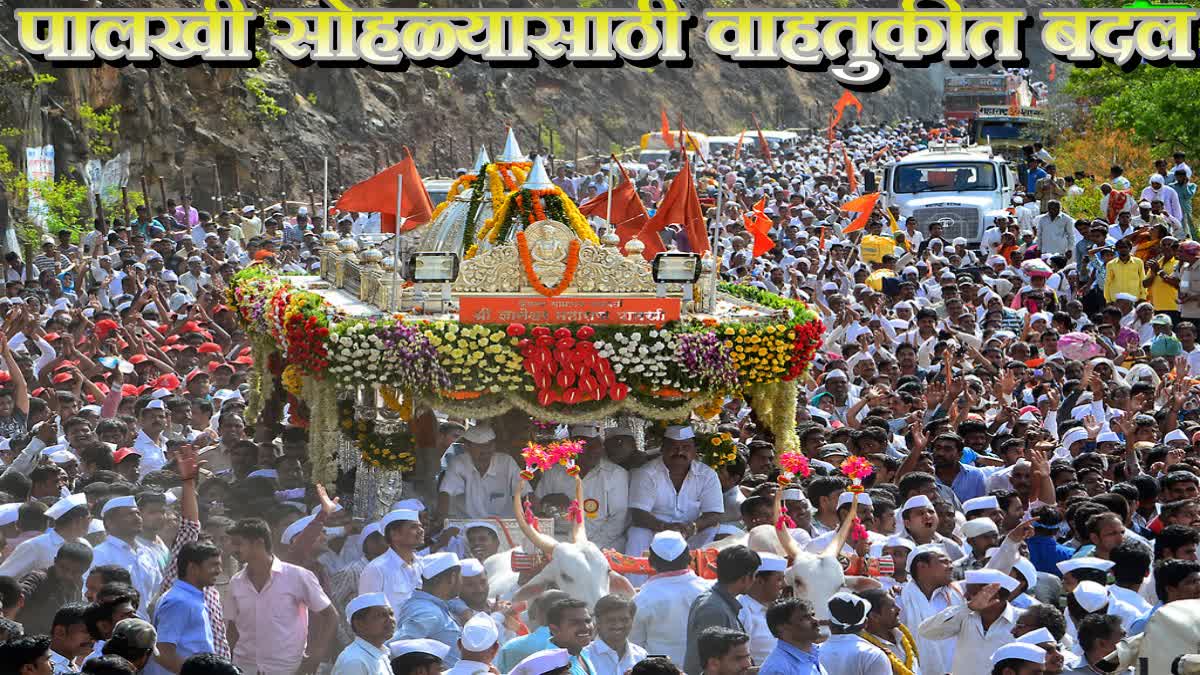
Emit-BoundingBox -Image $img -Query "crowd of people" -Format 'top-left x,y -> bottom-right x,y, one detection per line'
0,112 -> 1195,675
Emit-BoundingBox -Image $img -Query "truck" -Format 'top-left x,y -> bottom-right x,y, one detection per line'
881,144 -> 1017,246
970,106 -> 1049,152
943,73 -> 1032,123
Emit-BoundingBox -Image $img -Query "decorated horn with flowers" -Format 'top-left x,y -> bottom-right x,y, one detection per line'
778,450 -> 812,485
840,457 -> 874,543
570,474 -> 587,544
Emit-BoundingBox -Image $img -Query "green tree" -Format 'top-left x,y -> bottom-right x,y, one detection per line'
1065,65 -> 1200,159
78,103 -> 122,158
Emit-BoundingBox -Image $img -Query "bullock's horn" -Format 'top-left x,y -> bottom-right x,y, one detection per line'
773,484 -> 801,561
513,489 -> 558,557
571,474 -> 588,545
823,491 -> 859,559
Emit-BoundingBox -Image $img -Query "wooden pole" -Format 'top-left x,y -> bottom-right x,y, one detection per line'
233,161 -> 242,209
213,162 -> 223,213
120,186 -> 130,227
140,175 -> 150,209
335,152 -> 343,192
574,126 -> 579,165
94,193 -> 105,227
157,176 -> 168,213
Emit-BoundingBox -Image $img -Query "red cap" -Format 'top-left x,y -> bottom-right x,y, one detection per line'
93,382 -> 110,395
43,332 -> 62,342
95,319 -> 120,339
0,372 -> 11,384
151,373 -> 180,391
207,361 -> 234,373
121,384 -> 145,397
233,355 -> 253,366
197,342 -> 222,354
53,361 -> 76,373
51,372 -> 73,384
30,387 -> 46,397
185,369 -> 208,383
164,335 -> 181,346
113,447 -> 142,464
181,321 -> 201,333
129,354 -> 150,365
213,305 -> 231,314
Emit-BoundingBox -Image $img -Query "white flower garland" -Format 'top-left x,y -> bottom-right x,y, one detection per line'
594,329 -> 687,391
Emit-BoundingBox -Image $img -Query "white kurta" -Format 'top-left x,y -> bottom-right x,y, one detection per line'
897,581 -> 964,675
88,536 -> 165,620
630,570 -> 711,664
358,548 -> 422,616
625,460 -> 724,557
872,630 -> 922,675
133,430 -> 168,478
331,638 -> 391,675
918,602 -> 1019,675
582,639 -> 648,675
535,459 -> 629,551
737,594 -> 777,665
1109,585 -> 1154,615
818,633 -> 891,675
0,529 -> 89,580
440,453 -> 527,519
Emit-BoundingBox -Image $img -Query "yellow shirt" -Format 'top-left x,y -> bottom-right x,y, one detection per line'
1148,257 -> 1180,311
1105,256 -> 1146,302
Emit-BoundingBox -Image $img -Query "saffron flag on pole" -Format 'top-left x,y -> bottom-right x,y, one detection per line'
843,145 -> 857,194
660,107 -> 675,149
829,90 -> 863,131
840,192 -> 881,234
335,146 -> 433,233
1049,63 -> 1057,82
744,198 -> 775,257
734,130 -> 745,160
634,151 -> 707,260
577,156 -> 649,247
751,112 -> 775,169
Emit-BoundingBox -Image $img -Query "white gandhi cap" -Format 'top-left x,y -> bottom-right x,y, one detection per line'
991,642 -> 1047,666
963,496 -> 999,513
346,593 -> 389,619
962,518 -> 999,539
420,552 -> 461,579
756,553 -> 787,573
459,613 -> 499,651
101,495 -> 138,517
389,639 -> 450,660
1072,580 -> 1109,612
650,531 -> 688,561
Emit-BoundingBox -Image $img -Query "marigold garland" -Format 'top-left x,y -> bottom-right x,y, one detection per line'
336,398 -> 417,472
857,625 -> 919,675
698,431 -> 738,470
517,232 -> 580,297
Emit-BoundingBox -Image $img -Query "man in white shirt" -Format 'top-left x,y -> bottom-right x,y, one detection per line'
819,592 -> 891,675
1036,200 -> 1076,256
625,425 -> 725,558
178,257 -> 211,296
359,509 -> 424,616
897,545 -> 963,675
133,400 -> 169,478
438,424 -> 526,520
443,613 -> 500,675
239,206 -> 263,239
1142,174 -> 1184,222
860,588 -> 922,675
333,594 -> 395,675
737,553 -> 786,664
87,495 -> 164,620
919,569 -> 1023,675
583,594 -> 648,675
0,494 -> 90,580
630,531 -> 710,664
534,423 -> 629,552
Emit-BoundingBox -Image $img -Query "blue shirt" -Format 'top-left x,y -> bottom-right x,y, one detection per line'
146,580 -> 214,675
1027,535 -> 1076,576
1129,603 -> 1162,635
1027,167 -> 1048,194
496,626 -> 552,673
759,640 -> 826,675
940,463 -> 988,504
395,591 -> 462,666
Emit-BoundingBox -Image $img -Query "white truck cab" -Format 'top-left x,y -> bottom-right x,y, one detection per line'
881,144 -> 1017,246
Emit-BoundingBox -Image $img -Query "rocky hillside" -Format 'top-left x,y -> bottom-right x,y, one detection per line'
0,0 -> 1048,211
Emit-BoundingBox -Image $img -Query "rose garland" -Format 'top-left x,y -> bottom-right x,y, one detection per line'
517,232 -> 580,297
778,450 -> 812,483
336,397 -> 418,472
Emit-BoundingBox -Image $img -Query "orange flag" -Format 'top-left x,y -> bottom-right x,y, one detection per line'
1049,63 -> 1057,82
843,146 -> 857,194
734,130 -> 745,160
635,152 -> 708,260
743,197 -> 774,257
335,147 -> 433,233
830,90 -> 863,131
840,192 -> 881,234
751,112 -> 775,169
660,107 -> 675,149
577,158 -> 649,247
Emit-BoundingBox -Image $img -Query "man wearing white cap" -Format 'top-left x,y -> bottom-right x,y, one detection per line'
451,558 -> 517,647
631,531 -> 708,665
395,552 -> 463,666
359,509 -> 424,616
898,544 -> 961,675
443,613 -> 500,675
990,641 -> 1047,675
333,593 -> 396,675
89,495 -> 164,621
920,568 -> 1023,675
1015,626 -> 1069,674
133,399 -> 169,478
438,424 -> 526,520
389,639 -> 450,675
625,424 -> 724,558
534,423 -> 629,551
737,554 -> 787,664
0,493 -> 89,580
820,591 -> 891,674
954,518 -> 1001,580
508,648 -> 571,675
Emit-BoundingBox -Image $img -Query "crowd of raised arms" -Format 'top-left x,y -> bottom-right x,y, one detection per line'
0,116 -> 1197,675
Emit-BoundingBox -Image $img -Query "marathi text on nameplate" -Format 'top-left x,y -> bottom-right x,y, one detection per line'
459,296 -> 682,325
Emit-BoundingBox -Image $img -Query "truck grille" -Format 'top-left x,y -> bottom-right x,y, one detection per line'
912,205 -> 980,240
